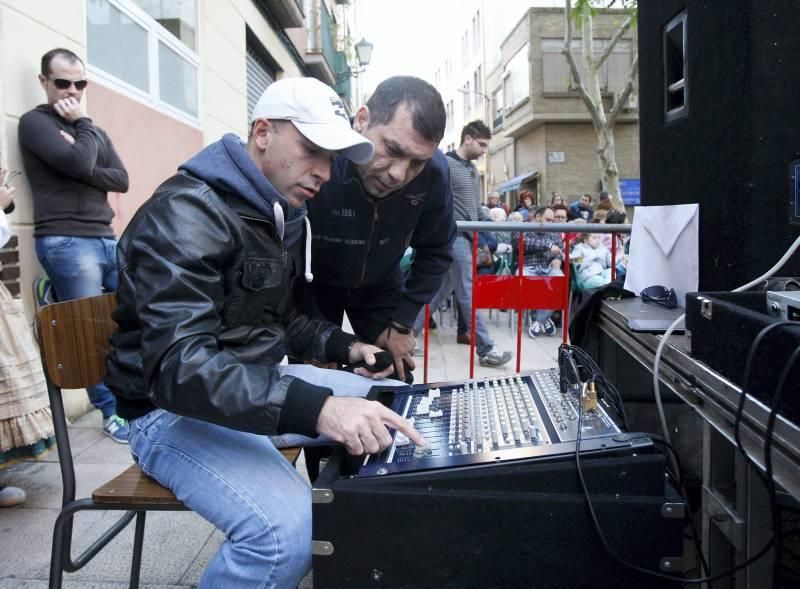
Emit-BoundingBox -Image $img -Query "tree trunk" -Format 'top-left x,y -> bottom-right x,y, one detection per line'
581,12 -> 623,210
598,127 -> 623,210
564,0 -> 633,212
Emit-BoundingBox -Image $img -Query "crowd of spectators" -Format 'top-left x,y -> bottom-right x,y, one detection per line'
476,190 -> 631,337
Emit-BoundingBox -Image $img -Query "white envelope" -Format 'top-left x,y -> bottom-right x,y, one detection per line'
624,203 -> 699,307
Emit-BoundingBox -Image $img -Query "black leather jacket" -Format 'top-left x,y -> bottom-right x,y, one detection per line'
106,172 -> 356,436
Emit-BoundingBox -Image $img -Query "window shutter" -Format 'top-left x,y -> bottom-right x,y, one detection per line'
246,45 -> 276,121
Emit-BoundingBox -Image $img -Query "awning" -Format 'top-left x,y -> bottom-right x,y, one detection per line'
496,170 -> 539,194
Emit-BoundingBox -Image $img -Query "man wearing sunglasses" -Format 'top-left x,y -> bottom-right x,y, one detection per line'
18,48 -> 130,443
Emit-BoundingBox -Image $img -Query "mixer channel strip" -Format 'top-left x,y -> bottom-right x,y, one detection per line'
360,370 -> 627,477
385,376 -> 550,466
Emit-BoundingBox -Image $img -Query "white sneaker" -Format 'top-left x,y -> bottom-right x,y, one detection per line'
543,319 -> 557,336
528,321 -> 543,338
0,486 -> 26,507
478,348 -> 512,367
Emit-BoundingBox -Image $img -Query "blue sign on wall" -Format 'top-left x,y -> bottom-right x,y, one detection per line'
620,178 -> 641,206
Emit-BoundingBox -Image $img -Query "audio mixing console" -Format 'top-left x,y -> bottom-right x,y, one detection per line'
360,369 -> 646,477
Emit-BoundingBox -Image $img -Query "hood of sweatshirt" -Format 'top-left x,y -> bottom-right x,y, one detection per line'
179,133 -> 307,248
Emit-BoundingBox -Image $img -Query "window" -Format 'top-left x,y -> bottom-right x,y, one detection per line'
463,81 -> 471,119
473,11 -> 480,53
446,100 -> 454,133
86,1 -> 149,92
542,38 -> 633,95
492,86 -> 503,129
87,0 -> 200,122
504,45 -> 529,109
131,0 -> 197,50
158,41 -> 198,116
474,66 -> 483,110
664,10 -> 687,120
606,40 -> 633,92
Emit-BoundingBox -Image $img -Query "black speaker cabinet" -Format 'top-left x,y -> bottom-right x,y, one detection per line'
685,291 -> 800,424
638,0 -> 800,290
312,450 -> 685,588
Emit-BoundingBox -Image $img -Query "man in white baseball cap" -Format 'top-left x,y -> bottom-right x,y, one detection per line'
106,78 -> 423,587
251,76 -> 373,165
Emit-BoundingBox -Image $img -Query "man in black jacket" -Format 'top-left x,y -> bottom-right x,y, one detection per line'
18,48 -> 130,443
105,77 -> 424,588
303,77 -> 457,381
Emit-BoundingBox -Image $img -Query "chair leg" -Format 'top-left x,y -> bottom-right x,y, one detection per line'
130,511 -> 146,589
50,514 -> 69,589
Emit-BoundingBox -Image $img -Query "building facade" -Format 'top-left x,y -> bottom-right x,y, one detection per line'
0,0 -> 363,319
487,7 -> 639,208
432,0 -> 541,203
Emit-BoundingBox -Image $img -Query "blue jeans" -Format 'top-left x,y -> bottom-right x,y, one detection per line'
129,364 -> 402,588
36,235 -> 118,418
415,236 -> 494,356
523,265 -> 564,323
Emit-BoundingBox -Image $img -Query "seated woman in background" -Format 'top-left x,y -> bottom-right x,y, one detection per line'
515,191 -> 535,221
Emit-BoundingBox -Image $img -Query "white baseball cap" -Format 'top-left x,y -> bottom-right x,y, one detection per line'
250,77 -> 374,164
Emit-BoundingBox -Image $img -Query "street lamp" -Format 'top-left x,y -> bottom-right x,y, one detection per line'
336,37 -> 373,83
354,38 -> 373,69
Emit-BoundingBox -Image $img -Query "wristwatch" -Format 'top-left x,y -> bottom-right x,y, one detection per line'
389,320 -> 412,335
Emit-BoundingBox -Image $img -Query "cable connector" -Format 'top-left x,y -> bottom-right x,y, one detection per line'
582,381 -> 598,413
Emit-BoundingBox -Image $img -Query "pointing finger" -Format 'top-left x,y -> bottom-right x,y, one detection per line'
381,409 -> 426,447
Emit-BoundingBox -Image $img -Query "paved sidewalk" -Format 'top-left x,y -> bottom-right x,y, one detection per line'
0,309 -> 562,587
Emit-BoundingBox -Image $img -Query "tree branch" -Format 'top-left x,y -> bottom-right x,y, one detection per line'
563,0 -> 605,131
608,52 -> 639,127
595,15 -> 632,68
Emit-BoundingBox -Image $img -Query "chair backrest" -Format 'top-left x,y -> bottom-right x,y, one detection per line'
37,293 -> 117,389
36,293 -> 118,507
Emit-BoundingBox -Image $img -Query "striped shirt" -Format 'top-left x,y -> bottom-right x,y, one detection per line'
446,151 -> 482,223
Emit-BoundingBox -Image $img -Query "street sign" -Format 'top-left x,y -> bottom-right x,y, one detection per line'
620,178 -> 641,205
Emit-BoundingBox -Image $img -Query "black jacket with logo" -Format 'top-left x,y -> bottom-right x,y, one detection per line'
306,151 -> 456,328
106,172 -> 356,436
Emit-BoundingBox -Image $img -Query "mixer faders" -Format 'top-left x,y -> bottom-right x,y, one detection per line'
360,370 -> 630,477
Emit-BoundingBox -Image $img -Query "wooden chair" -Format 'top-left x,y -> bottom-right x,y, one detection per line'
36,293 -> 301,588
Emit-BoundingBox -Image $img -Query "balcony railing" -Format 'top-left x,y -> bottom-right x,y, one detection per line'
304,0 -> 348,92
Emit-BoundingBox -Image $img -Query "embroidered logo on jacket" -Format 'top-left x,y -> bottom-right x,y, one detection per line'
403,192 -> 427,206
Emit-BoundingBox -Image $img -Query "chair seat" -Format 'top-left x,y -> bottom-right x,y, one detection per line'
92,447 -> 302,506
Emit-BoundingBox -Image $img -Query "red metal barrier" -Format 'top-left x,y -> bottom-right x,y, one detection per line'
420,227 -> 607,383
467,230 -> 570,378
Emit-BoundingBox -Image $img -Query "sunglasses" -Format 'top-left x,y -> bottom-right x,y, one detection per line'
640,285 -> 679,309
51,78 -> 88,90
